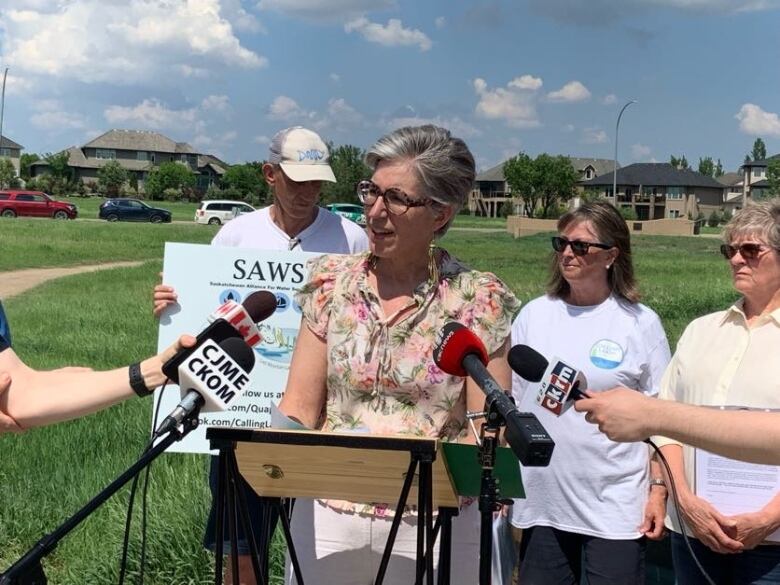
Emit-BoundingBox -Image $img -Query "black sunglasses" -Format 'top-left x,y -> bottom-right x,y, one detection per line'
551,236 -> 612,256
720,243 -> 770,261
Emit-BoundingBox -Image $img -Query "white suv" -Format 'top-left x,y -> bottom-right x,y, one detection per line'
195,200 -> 256,225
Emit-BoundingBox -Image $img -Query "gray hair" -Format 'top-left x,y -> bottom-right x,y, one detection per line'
365,125 -> 475,237
724,198 -> 780,249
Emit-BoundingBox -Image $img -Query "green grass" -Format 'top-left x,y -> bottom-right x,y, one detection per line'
0,227 -> 738,583
451,214 -> 507,229
0,219 -> 214,271
61,196 -> 202,222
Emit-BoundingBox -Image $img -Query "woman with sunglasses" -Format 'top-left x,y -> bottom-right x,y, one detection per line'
278,125 -> 519,584
651,199 -> 780,584
510,200 -> 671,584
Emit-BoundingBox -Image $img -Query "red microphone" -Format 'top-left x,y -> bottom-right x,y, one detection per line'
433,322 -> 554,467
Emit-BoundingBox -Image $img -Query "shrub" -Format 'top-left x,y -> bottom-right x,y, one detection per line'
162,187 -> 181,201
619,206 -> 637,221
707,210 -> 721,228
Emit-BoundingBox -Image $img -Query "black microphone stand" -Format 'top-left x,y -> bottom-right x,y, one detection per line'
0,415 -> 201,585
469,399 -> 511,585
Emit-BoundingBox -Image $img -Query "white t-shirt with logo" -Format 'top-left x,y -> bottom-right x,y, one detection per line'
211,207 -> 369,254
509,294 -> 671,539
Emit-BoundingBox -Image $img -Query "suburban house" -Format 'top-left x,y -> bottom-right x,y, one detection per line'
0,135 -> 24,176
582,163 -> 724,220
738,154 -> 778,202
716,172 -> 744,213
471,156 -> 618,216
29,130 -> 228,193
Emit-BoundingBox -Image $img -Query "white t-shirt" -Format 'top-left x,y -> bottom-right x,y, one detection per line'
509,294 -> 671,539
211,207 -> 369,253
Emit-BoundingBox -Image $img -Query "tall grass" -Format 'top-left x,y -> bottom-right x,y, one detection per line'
0,228 -> 737,583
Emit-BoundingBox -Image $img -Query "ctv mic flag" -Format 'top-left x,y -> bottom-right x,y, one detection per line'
536,358 -> 580,416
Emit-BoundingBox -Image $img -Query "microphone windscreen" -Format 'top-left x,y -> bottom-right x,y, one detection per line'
433,322 -> 489,377
242,290 -> 278,323
508,344 -> 548,382
219,336 -> 256,372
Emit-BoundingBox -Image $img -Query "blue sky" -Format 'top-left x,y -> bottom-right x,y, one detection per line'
1,0 -> 779,173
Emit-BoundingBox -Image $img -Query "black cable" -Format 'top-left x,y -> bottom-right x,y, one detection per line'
646,439 -> 716,585
117,380 -> 170,585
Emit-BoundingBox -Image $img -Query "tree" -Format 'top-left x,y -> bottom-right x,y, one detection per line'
221,163 -> 267,202
752,138 -> 767,162
40,151 -> 75,195
19,153 -> 40,181
0,158 -> 18,188
503,152 -> 537,218
503,152 -> 577,218
320,144 -> 372,205
698,157 -> 715,177
767,158 -> 780,196
97,160 -> 128,197
144,162 -> 195,199
670,155 -> 690,170
715,159 -> 724,177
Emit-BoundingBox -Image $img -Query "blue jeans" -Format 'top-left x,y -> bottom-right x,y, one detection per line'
671,531 -> 780,585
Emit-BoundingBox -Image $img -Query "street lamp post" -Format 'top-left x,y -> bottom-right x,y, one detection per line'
0,68 -> 8,159
613,99 -> 637,203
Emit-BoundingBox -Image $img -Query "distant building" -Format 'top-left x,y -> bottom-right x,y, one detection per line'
582,163 -> 724,220
0,135 -> 24,177
30,129 -> 227,193
739,154 -> 779,203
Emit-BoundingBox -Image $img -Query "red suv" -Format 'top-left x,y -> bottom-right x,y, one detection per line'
0,190 -> 78,219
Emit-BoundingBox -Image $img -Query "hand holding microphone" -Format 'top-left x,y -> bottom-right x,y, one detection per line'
433,322 -> 554,467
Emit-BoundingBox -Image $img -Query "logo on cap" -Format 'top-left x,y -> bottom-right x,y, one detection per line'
298,149 -> 325,162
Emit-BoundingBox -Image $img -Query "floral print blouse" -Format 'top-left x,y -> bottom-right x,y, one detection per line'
294,251 -> 521,515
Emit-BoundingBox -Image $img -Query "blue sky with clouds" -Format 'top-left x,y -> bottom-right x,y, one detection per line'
1,0 -> 779,173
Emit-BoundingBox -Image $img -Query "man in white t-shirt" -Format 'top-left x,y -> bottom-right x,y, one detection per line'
154,126 -> 368,585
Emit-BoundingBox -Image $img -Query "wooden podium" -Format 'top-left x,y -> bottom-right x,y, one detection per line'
207,427 -> 462,585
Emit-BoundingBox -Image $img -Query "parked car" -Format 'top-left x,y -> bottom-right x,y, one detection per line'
98,198 -> 172,223
325,203 -> 366,226
0,190 -> 77,219
195,200 -> 256,225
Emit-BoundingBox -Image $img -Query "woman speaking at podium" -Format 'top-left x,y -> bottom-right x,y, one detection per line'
279,125 -> 520,584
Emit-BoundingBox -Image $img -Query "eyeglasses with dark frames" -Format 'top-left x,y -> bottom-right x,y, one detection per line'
356,180 -> 430,216
551,236 -> 612,256
720,243 -> 771,261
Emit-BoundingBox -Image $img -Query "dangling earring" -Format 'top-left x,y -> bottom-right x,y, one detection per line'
428,240 -> 439,284
368,253 -> 378,270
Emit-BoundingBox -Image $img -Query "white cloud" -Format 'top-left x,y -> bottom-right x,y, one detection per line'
30,100 -> 87,130
735,103 -> 780,137
2,0 -> 267,85
472,77 -> 541,128
508,75 -> 543,91
602,94 -> 618,105
268,95 -> 314,121
435,16 -> 446,28
631,143 -> 652,160
562,124 -> 576,132
104,98 -> 198,129
258,0 -> 396,20
345,17 -> 432,51
325,98 -> 364,126
547,81 -> 591,103
582,127 -> 608,144
385,115 -> 481,139
329,73 -> 341,83
201,94 -> 230,112
254,135 -> 271,144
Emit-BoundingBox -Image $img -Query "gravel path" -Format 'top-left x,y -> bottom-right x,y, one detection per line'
0,261 -> 146,300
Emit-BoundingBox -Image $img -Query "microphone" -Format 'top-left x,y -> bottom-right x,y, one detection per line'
508,345 -> 587,417
433,322 -> 554,467
154,336 -> 255,438
162,289 -> 277,380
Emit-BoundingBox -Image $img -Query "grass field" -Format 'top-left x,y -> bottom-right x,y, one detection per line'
0,222 -> 737,583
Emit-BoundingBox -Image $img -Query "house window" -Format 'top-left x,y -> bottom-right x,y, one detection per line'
754,168 -> 764,179
604,187 -> 613,198
669,210 -> 681,219
96,149 -> 116,160
137,151 -> 149,161
667,187 -> 684,200
0,148 -> 11,157
585,168 -> 593,180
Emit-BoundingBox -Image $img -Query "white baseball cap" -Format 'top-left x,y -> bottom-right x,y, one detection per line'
268,126 -> 337,183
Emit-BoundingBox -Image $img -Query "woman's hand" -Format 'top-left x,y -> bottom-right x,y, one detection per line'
140,335 -> 197,389
153,274 -> 178,318
0,372 -> 22,433
678,492 -> 743,553
640,488 -> 667,540
729,510 -> 780,550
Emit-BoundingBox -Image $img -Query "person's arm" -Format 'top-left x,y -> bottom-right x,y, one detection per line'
640,454 -> 668,540
0,336 -> 194,430
575,390 -> 780,465
277,324 -> 328,429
